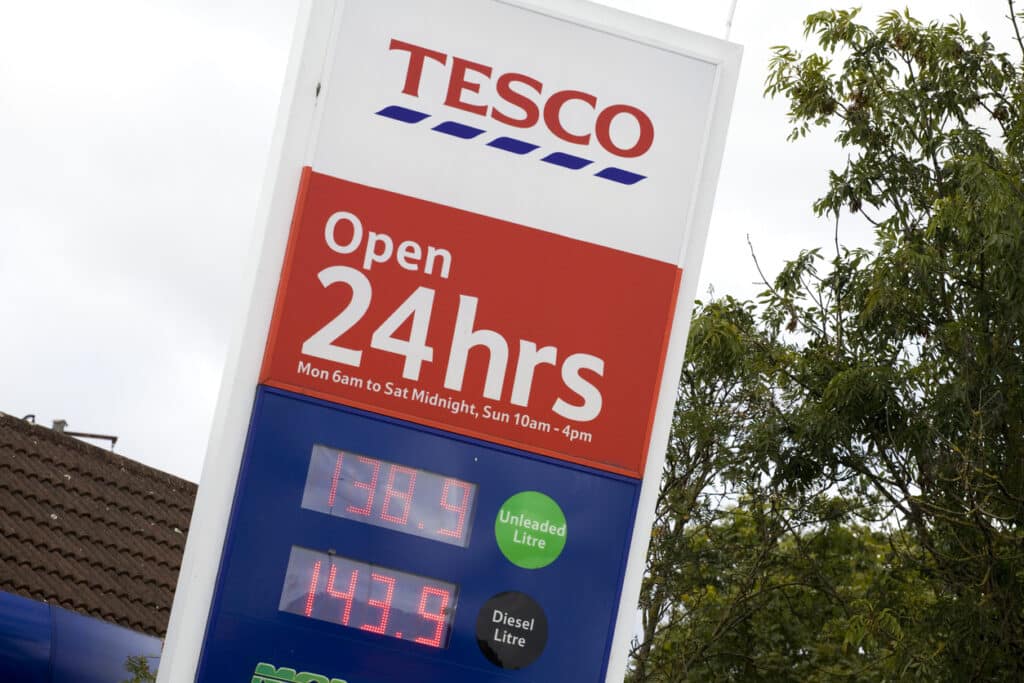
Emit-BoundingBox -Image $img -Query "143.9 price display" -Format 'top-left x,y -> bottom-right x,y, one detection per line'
279,547 -> 458,649
301,445 -> 478,548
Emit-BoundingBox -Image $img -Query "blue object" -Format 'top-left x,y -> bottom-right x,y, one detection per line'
374,102 -> 649,184
375,106 -> 430,124
540,152 -> 593,170
196,386 -> 640,682
432,121 -> 487,139
0,590 -> 161,682
487,137 -> 539,155
595,167 -> 647,185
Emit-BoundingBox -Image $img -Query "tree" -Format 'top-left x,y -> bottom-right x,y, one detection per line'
631,5 -> 1024,680
629,297 -> 788,681
629,300 -> 936,681
123,655 -> 157,683
636,503 -> 936,682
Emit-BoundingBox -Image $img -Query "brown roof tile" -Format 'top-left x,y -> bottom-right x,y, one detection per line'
0,413 -> 197,637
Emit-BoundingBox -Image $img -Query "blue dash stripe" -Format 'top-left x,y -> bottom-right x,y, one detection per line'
433,121 -> 486,139
541,152 -> 592,170
487,136 -> 539,155
596,167 -> 647,185
376,105 -> 430,123
376,105 -> 649,185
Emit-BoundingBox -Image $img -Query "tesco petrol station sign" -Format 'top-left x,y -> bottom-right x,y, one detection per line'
158,2 -> 739,682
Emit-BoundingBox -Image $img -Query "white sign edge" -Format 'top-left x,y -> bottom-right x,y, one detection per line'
156,2 -> 336,680
495,5 -> 742,682
602,30 -> 742,683
157,1 -> 741,680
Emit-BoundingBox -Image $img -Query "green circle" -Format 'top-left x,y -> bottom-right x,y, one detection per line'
495,491 -> 567,569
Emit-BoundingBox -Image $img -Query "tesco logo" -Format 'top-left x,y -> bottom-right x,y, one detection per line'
389,39 -> 655,159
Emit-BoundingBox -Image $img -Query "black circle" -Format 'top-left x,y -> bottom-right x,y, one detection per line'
476,591 -> 548,670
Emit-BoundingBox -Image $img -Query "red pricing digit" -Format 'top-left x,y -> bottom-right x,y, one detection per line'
326,563 -> 359,626
327,451 -> 345,508
303,560 -> 322,617
414,587 -> 451,648
380,464 -> 418,525
437,479 -> 473,540
359,572 -> 396,635
346,456 -> 381,516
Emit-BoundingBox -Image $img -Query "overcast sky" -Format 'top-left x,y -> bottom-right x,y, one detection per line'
0,1 -> 1015,482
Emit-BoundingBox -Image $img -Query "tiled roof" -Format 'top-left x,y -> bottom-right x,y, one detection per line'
0,413 -> 197,638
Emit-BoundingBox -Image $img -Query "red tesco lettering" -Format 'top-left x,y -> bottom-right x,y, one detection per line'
390,39 -> 654,159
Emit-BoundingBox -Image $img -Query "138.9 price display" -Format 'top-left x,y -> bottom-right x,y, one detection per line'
301,445 -> 478,548
279,547 -> 458,649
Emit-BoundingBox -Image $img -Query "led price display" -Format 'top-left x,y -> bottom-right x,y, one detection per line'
279,546 -> 459,649
301,444 -> 477,547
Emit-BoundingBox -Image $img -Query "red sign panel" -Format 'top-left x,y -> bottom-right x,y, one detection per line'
261,169 -> 680,477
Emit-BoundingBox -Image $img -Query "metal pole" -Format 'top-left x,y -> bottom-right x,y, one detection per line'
725,0 -> 739,40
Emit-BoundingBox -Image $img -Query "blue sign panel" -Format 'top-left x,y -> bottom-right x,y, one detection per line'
196,387 -> 640,682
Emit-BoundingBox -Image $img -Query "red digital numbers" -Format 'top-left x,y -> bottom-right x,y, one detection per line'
293,451 -> 470,648
303,560 -> 322,617
346,455 -> 381,517
327,454 -> 345,508
289,550 -> 457,649
437,479 -> 472,540
380,465 -> 418,524
360,572 -> 396,634
305,447 -> 477,548
325,563 -> 359,625
414,586 -> 451,648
